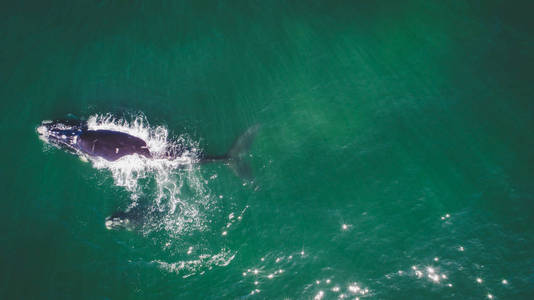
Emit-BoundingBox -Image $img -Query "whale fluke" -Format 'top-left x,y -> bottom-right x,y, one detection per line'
201,124 -> 260,179
227,124 -> 260,179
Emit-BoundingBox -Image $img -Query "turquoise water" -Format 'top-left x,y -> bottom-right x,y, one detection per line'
1,1 -> 533,299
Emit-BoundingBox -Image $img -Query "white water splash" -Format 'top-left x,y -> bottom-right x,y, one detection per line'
153,249 -> 236,278
85,113 -> 212,235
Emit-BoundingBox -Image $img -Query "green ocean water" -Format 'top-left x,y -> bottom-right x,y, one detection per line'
1,0 -> 533,299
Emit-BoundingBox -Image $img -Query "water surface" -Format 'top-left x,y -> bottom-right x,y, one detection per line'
1,1 -> 533,299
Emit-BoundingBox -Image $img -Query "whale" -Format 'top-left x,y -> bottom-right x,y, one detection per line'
104,199 -> 166,231
37,118 -> 259,177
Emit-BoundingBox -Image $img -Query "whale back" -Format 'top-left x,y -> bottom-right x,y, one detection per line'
77,130 -> 151,161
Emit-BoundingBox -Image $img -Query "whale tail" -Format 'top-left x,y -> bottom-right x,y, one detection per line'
202,124 -> 260,179
226,124 -> 260,179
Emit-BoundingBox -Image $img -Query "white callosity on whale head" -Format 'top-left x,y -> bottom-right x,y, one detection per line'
36,119 -> 85,148
36,125 -> 48,135
36,125 -> 49,142
36,122 -> 51,136
105,217 -> 131,230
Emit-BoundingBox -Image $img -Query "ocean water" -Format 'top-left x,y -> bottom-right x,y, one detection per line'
1,1 -> 533,299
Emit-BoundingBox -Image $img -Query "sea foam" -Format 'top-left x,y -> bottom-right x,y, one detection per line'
85,113 -> 212,237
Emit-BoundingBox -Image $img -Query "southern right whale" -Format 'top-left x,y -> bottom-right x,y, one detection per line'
37,118 -> 259,177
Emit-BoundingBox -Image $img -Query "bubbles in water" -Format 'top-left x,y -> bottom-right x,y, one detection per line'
152,248 -> 235,278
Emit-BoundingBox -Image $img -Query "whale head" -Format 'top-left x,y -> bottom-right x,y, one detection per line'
105,215 -> 133,231
105,211 -> 142,231
37,119 -> 87,151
